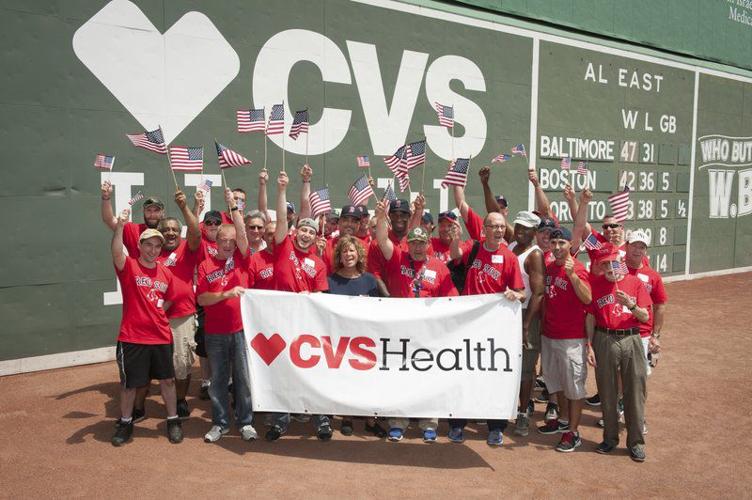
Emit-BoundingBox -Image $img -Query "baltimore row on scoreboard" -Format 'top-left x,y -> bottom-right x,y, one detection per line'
534,42 -> 693,276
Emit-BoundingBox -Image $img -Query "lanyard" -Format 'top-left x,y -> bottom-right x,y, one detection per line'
409,256 -> 428,298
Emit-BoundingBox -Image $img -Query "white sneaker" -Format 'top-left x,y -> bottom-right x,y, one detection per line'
240,425 -> 258,441
204,425 -> 229,443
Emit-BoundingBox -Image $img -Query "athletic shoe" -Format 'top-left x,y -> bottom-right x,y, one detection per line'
111,419 -> 133,447
448,427 -> 464,443
176,399 -> 190,420
535,389 -> 550,403
585,393 -> 601,406
544,402 -> 559,422
526,399 -> 535,416
265,425 -> 284,441
555,431 -> 582,452
204,425 -> 229,443
340,419 -> 354,436
388,428 -> 404,442
317,423 -> 333,441
514,412 -> 529,436
240,424 -> 258,441
199,382 -> 210,400
630,445 -> 646,462
365,421 -> 387,438
423,428 -> 437,443
167,418 -> 183,444
487,429 -> 503,447
131,408 -> 146,423
538,419 -> 569,435
596,441 -> 616,454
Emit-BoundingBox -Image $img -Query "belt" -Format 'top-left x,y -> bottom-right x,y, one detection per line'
596,327 -> 638,336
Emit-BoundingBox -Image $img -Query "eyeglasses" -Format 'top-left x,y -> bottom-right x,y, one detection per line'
602,223 -> 622,229
484,224 -> 505,230
247,225 -> 263,230
204,220 -> 221,226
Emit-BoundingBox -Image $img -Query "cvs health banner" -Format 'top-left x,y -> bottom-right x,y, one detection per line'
241,290 -> 522,419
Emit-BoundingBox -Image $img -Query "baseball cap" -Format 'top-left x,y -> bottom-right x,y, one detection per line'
438,211 -> 458,222
592,242 -> 620,264
357,205 -> 371,218
513,210 -> 541,229
203,210 -> 222,224
538,217 -> 557,232
407,227 -> 429,243
139,228 -> 165,243
549,227 -> 572,241
389,199 -> 411,214
143,196 -> 164,210
626,229 -> 651,246
286,202 -> 296,213
495,195 -> 508,208
297,218 -> 317,231
340,205 -> 365,219
326,209 -> 340,220
421,212 -> 434,225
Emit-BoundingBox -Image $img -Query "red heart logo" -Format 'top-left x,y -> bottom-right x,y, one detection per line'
250,333 -> 286,365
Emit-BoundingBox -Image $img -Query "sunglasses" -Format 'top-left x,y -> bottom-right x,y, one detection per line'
602,223 -> 621,229
247,225 -> 263,230
204,220 -> 221,226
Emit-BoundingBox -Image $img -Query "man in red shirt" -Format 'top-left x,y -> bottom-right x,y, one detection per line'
428,211 -> 461,264
196,188 -> 257,444
101,180 -> 165,258
374,199 -> 458,442
446,187 -> 525,446
367,198 -> 411,296
110,209 -> 182,446
539,228 -> 592,452
248,219 -> 277,290
586,244 -> 652,462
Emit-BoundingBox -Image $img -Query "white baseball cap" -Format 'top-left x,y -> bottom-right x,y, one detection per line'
626,229 -> 650,246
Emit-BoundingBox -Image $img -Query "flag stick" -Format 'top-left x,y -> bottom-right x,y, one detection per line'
420,137 -> 427,194
264,134 -> 268,171
305,131 -> 309,166
221,168 -> 228,191
281,100 -> 286,173
166,149 -> 179,191
451,105 -> 455,161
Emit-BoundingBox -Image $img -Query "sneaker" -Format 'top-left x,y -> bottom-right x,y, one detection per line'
555,431 -> 582,452
535,389 -> 550,403
340,419 -> 354,436
388,428 -> 404,442
176,399 -> 190,420
167,418 -> 183,444
423,428 -> 437,443
585,393 -> 601,406
538,419 -> 569,435
111,419 -> 133,447
487,429 -> 503,447
630,445 -> 646,462
199,381 -> 210,400
240,424 -> 258,441
204,425 -> 229,443
514,412 -> 529,436
131,408 -> 146,423
365,421 -> 387,438
265,425 -> 284,441
596,441 -> 616,454
544,403 -> 559,422
526,399 -> 535,416
317,423 -> 333,441
448,426 -> 464,443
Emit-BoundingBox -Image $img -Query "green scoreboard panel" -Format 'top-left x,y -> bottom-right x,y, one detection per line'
536,42 -> 694,275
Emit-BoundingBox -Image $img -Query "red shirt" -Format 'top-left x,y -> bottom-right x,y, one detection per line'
460,240 -> 524,296
383,246 -> 458,298
543,250 -> 556,266
273,236 -> 329,292
430,237 -> 454,264
464,206 -> 485,242
628,264 -> 668,337
367,231 -> 407,286
122,222 -> 147,258
587,274 -> 652,330
543,260 -> 591,339
156,241 -> 200,318
115,257 -> 174,345
196,249 -> 250,334
248,250 -> 276,290
199,236 -> 219,262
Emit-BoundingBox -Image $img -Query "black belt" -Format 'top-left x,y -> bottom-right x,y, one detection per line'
596,327 -> 638,336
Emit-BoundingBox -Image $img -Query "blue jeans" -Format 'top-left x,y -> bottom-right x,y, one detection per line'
205,331 -> 253,429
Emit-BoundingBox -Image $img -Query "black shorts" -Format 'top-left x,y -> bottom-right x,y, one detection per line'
116,342 -> 174,388
194,304 -> 207,358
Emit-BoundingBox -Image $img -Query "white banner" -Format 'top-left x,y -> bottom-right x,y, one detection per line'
240,290 -> 522,419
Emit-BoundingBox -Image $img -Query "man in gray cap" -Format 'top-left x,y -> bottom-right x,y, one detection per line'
101,180 -> 165,258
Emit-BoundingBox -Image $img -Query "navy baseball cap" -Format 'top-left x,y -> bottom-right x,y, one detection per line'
340,205 -> 365,219
421,212 -> 434,224
538,217 -> 557,231
549,227 -> 572,241
438,211 -> 458,222
389,199 -> 411,214
203,210 -> 222,223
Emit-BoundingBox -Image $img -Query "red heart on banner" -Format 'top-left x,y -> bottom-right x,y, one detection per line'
250,333 -> 286,365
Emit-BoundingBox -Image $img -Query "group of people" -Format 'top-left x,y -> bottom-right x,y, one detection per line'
101,162 -> 666,462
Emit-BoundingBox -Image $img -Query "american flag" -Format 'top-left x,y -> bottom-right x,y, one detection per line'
608,187 -> 631,223
610,259 -> 629,275
197,179 -> 213,192
577,161 -> 588,175
126,127 -> 167,154
169,146 -> 204,171
356,155 -> 370,168
309,187 -> 331,219
384,145 -> 409,181
405,140 -> 426,169
441,158 -> 470,188
382,183 -> 397,203
348,175 -> 374,206
94,154 -> 115,170
582,232 -> 603,250
396,173 -> 410,192
215,141 -> 252,168
266,104 -> 284,135
511,144 -> 527,158
434,102 -> 454,128
128,191 -> 144,206
492,153 -> 510,163
237,108 -> 266,133
560,156 -> 571,170
289,109 -> 309,139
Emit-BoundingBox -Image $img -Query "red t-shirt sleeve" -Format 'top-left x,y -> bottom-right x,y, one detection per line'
459,240 -> 475,265
313,263 -> 329,292
651,275 -> 668,304
464,206 -> 483,241
635,280 -> 653,309
122,222 -> 141,256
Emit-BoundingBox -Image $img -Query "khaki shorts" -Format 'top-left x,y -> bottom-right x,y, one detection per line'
540,336 -> 587,401
521,313 -> 540,382
170,315 -> 197,380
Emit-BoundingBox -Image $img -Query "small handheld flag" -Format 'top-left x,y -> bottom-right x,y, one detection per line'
434,102 -> 454,128
94,154 -> 115,171
608,187 -> 631,223
197,179 -> 213,192
289,109 -> 309,139
560,156 -> 571,170
610,259 -> 629,276
126,127 -> 167,154
169,146 -> 204,171
511,144 -> 527,158
382,183 -> 397,203
356,155 -> 370,168
404,140 -> 426,170
237,108 -> 266,133
491,153 -> 510,164
309,187 -> 332,219
577,161 -> 588,175
266,104 -> 285,135
128,191 -> 144,206
215,142 -> 251,168
582,232 -> 603,251
348,175 -> 374,207
441,158 -> 470,188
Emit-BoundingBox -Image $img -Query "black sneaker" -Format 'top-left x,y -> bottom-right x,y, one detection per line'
630,445 -> 646,462
340,419 -> 354,436
111,419 -> 134,447
596,441 -> 616,454
535,376 -> 547,391
538,419 -> 568,435
176,399 -> 190,420
586,393 -> 601,406
199,383 -> 210,400
132,408 -> 146,423
365,421 -> 387,438
555,431 -> 582,453
265,425 -> 283,441
167,418 -> 183,444
526,399 -> 535,416
317,423 -> 333,441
